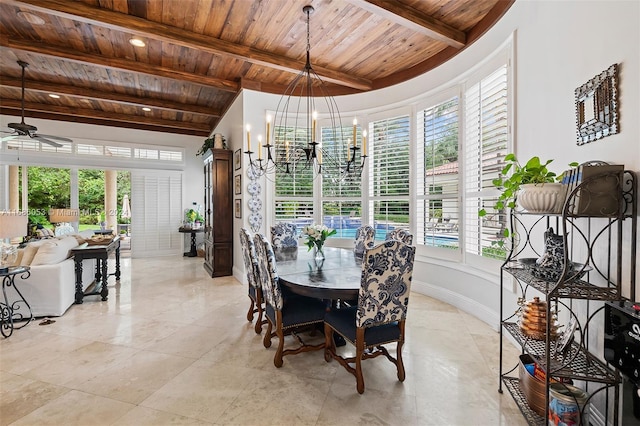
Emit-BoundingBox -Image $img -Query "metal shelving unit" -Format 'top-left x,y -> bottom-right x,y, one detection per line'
498,169 -> 637,426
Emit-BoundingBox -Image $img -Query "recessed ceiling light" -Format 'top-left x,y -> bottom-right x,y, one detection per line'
142,107 -> 151,112
129,38 -> 146,47
17,11 -> 45,25
48,94 -> 60,99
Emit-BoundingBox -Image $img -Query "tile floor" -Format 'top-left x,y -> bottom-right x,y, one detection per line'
1,255 -> 527,425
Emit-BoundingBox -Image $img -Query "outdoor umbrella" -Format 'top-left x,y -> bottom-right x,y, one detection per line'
121,194 -> 131,219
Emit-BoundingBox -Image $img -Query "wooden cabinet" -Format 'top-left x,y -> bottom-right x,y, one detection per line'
203,149 -> 233,277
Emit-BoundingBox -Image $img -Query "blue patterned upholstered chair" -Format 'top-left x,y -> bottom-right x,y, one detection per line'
353,225 -> 375,257
270,222 -> 298,249
239,228 -> 266,334
385,228 -> 413,246
253,233 -> 327,368
324,240 -> 416,393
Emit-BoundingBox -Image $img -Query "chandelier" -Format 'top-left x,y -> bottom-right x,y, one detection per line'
244,5 -> 367,181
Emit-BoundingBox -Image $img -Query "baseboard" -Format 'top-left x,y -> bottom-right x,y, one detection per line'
412,279 -> 500,332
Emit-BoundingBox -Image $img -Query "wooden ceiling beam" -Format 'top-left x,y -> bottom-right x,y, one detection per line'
0,77 -> 221,117
1,38 -> 239,93
9,0 -> 373,91
0,107 -> 210,136
0,99 -> 211,133
348,0 -> 466,48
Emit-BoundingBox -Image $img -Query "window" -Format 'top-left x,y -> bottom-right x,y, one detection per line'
416,96 -> 460,249
369,115 -> 411,239
274,125 -> 314,229
321,124 -> 362,237
464,64 -> 510,260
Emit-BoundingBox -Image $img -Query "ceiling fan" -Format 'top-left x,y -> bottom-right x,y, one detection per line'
1,60 -> 73,148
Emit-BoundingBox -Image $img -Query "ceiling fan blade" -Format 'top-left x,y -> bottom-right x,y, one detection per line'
35,133 -> 73,143
1,135 -> 19,142
32,135 -> 64,148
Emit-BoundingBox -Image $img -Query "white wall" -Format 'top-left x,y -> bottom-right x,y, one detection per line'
219,0 -> 639,327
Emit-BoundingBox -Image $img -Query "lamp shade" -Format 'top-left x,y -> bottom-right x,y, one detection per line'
49,208 -> 79,223
0,211 -> 28,239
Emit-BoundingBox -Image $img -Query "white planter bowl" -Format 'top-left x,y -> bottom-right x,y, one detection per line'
517,183 -> 566,213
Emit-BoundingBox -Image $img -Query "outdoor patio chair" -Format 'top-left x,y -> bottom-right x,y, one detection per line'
324,240 -> 416,393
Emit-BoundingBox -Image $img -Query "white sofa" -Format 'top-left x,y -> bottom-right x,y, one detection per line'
6,231 -> 97,317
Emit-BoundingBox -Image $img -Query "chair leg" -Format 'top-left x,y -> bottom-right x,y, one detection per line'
246,295 -> 255,322
396,338 -> 406,382
273,312 -> 285,368
397,322 -> 406,381
254,289 -> 264,334
263,320 -> 273,348
355,328 -> 365,394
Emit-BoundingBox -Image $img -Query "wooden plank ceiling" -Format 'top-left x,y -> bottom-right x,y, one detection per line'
0,0 -> 513,138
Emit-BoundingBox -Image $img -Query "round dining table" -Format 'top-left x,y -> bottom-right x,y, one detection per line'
275,247 -> 364,300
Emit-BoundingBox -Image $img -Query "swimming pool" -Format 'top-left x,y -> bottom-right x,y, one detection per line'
333,228 -> 459,247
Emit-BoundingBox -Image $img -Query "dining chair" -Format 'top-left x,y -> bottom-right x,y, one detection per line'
239,228 -> 266,334
385,228 -> 413,245
253,233 -> 327,367
324,240 -> 416,393
270,222 -> 299,248
353,225 -> 375,257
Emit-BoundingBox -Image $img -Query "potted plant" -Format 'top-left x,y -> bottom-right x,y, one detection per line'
196,134 -> 226,156
479,155 -> 577,217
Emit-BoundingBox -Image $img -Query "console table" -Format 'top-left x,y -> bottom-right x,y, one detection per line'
179,226 -> 204,257
71,236 -> 121,304
0,266 -> 32,338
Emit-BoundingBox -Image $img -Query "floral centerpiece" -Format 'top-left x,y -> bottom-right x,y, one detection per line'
301,224 -> 336,260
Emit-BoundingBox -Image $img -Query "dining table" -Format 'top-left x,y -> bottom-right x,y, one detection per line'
275,246 -> 364,300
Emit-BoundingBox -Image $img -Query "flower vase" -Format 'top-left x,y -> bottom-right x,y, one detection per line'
313,244 -> 325,262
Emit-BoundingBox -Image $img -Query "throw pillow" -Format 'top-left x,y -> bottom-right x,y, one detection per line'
21,240 -> 47,266
12,249 -> 25,266
30,236 -> 78,266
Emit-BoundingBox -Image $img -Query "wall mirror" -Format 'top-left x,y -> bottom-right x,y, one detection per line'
575,64 -> 619,145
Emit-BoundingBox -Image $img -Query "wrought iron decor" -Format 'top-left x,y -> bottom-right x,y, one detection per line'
575,64 -> 619,145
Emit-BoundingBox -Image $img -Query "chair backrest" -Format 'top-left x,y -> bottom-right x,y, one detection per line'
253,233 -> 284,310
270,222 -> 298,248
385,228 -> 413,246
357,240 -> 415,328
239,228 -> 260,289
353,225 -> 375,256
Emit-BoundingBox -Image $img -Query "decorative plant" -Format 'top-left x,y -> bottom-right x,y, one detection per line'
196,137 -> 215,156
196,134 -> 226,156
478,154 -> 577,217
301,224 -> 336,254
185,208 -> 204,223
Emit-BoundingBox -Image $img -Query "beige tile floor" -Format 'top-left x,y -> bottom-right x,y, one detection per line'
1,255 -> 527,426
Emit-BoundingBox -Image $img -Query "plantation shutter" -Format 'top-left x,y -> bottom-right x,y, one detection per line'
416,96 -> 460,247
274,126 -> 313,197
371,115 -> 411,197
464,65 -> 509,258
130,170 -> 183,257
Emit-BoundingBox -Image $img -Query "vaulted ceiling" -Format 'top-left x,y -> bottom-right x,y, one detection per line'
0,0 -> 513,137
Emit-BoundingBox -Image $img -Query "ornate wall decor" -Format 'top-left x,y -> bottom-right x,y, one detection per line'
246,165 -> 262,233
575,64 -> 619,145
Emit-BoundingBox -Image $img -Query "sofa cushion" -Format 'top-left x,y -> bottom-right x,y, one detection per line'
21,240 -> 47,266
30,236 -> 78,266
12,249 -> 24,266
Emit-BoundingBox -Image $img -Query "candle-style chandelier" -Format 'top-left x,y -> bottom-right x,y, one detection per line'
244,5 -> 367,181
